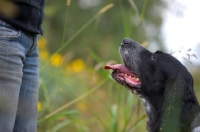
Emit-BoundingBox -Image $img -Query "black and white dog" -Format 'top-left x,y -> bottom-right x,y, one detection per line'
105,38 -> 200,132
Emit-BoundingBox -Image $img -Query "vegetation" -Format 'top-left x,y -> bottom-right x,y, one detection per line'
2,0 -> 200,131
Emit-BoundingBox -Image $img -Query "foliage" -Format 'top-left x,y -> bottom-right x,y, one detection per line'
36,0 -> 200,132
43,0 -> 167,60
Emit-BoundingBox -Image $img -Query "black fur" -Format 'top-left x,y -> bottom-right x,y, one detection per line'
110,38 -> 200,132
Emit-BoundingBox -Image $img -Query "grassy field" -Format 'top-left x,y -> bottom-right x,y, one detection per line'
37,36 -> 148,132
37,1 -> 200,132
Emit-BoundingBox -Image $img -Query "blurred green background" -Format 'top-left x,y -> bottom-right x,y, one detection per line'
2,0 -> 200,131
38,0 -> 200,131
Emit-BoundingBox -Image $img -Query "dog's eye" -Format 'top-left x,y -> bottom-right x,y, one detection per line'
152,54 -> 157,61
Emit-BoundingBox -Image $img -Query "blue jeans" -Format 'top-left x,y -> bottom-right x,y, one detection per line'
0,19 -> 39,132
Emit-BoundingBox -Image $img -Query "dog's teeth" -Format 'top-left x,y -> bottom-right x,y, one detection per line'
135,78 -> 140,81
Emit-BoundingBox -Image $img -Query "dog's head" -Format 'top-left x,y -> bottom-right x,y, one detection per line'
105,38 -> 193,96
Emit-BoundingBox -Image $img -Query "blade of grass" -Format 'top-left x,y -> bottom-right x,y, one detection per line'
38,110 -> 79,123
41,3 -> 114,71
40,81 -> 51,107
43,4 -> 70,105
87,48 -> 109,77
87,48 -> 102,63
91,91 -> 112,116
61,3 -> 70,46
127,0 -> 141,23
119,0 -> 130,37
122,92 -> 134,132
130,114 -> 146,132
111,85 -> 127,132
42,78 -> 108,120
140,0 -> 148,22
111,104 -> 118,132
51,120 -> 71,132
86,103 -> 109,132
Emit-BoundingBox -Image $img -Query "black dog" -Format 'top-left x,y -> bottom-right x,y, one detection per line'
104,38 -> 200,132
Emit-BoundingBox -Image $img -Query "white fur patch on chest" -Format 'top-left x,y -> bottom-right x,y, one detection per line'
140,98 -> 151,113
132,90 -> 152,114
192,126 -> 200,132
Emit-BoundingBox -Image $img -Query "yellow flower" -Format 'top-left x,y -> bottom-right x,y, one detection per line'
50,53 -> 63,67
38,102 -> 42,111
75,102 -> 87,112
38,37 -> 47,49
39,49 -> 49,61
66,59 -> 85,73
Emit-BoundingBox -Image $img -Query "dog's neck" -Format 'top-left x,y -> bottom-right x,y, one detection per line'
132,90 -> 159,132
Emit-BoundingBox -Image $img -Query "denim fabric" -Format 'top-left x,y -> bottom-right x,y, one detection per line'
0,19 -> 39,132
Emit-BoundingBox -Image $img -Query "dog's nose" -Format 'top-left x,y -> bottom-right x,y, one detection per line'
122,38 -> 133,45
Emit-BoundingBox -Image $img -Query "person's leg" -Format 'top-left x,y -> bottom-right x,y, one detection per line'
13,34 -> 39,132
0,19 -> 39,132
0,20 -> 23,131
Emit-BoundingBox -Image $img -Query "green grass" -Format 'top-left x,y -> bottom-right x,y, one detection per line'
37,1 -> 150,132
37,0 -> 200,131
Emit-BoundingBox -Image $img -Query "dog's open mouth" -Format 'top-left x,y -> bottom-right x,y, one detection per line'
104,64 -> 141,88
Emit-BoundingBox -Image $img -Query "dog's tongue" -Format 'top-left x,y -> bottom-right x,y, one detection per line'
104,64 -> 135,76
